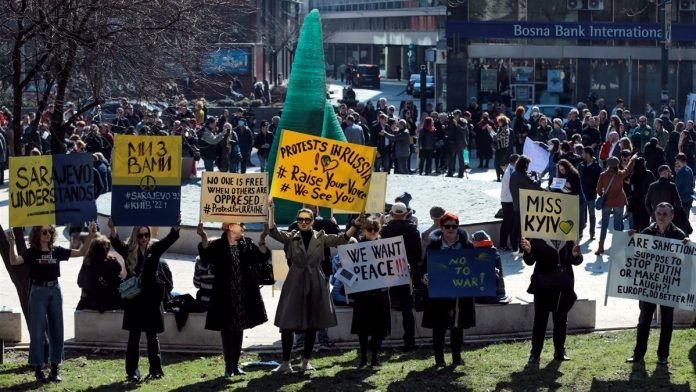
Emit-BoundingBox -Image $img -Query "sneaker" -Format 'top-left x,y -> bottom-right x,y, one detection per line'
271,363 -> 294,374
299,361 -> 315,373
625,356 -> 644,363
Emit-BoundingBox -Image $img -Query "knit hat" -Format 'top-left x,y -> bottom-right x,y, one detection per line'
472,230 -> 493,248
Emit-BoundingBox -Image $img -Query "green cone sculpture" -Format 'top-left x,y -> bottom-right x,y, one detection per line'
266,9 -> 344,223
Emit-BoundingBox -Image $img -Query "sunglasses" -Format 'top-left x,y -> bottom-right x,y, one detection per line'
442,224 -> 459,230
41,229 -> 55,236
364,227 -> 378,232
137,232 -> 151,239
297,218 -> 313,224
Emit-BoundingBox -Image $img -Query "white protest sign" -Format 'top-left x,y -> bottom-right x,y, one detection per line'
200,172 -> 268,223
550,177 -> 567,190
336,236 -> 411,294
523,137 -> 550,174
607,232 -> 696,311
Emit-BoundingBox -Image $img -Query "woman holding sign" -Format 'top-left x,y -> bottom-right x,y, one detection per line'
350,217 -> 391,368
519,237 -> 582,366
107,216 -> 181,382
196,222 -> 270,377
268,201 -> 362,374
419,212 -> 476,367
8,223 -> 97,382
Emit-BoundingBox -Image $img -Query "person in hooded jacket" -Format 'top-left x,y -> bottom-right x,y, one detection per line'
419,212 -> 475,367
520,237 -> 583,366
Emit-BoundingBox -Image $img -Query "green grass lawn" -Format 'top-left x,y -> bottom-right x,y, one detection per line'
1,329 -> 694,391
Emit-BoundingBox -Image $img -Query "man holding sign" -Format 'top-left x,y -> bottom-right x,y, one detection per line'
625,202 -> 689,367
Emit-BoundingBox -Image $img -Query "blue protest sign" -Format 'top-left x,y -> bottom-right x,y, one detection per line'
427,248 -> 497,298
111,185 -> 181,226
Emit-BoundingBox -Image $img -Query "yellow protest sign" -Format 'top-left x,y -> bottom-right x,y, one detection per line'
334,172 -> 388,214
112,135 -> 181,186
200,172 -> 268,223
270,129 -> 376,212
519,189 -> 580,241
9,155 -> 53,226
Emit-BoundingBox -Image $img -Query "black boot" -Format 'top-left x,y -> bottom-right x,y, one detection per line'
48,363 -> 62,382
35,365 -> 47,382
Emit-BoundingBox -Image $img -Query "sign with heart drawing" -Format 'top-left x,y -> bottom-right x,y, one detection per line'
270,129 -> 377,212
519,189 -> 580,241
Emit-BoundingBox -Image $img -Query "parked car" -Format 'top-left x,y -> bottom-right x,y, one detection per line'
523,104 -> 576,124
413,75 -> 434,98
406,74 -> 418,95
352,64 -> 381,89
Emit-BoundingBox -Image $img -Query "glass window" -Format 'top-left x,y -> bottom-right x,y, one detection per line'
468,0 -> 517,21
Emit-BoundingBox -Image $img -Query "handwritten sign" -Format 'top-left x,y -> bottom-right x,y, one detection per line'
200,172 -> 268,223
336,236 -> 410,294
9,154 -> 97,227
334,172 -> 388,214
519,189 -> 579,241
607,232 -> 696,311
270,129 -> 376,212
111,135 -> 181,226
272,250 -> 289,290
426,248 -> 496,298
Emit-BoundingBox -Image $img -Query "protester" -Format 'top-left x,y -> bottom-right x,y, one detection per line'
76,234 -> 124,313
197,222 -> 270,377
8,222 -> 97,382
420,212 -> 475,367
421,206 -> 446,255
626,203 -> 688,366
349,217 -> 391,368
381,119 -> 411,174
199,117 -> 226,172
380,202 -> 421,350
108,216 -> 181,382
492,116 -> 511,181
509,155 -> 542,255
253,120 -> 274,172
674,153 -> 694,217
472,230 -> 510,304
595,154 -> 636,255
268,203 -> 362,374
578,147 -> 601,239
499,154 -> 520,251
418,117 -> 437,175
520,237 -> 583,365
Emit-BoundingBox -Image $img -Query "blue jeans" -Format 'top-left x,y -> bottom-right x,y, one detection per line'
29,284 -> 64,365
600,206 -> 624,242
203,159 -> 215,172
580,198 -> 597,237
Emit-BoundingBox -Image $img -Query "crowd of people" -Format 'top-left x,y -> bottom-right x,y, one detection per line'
3,93 -> 696,383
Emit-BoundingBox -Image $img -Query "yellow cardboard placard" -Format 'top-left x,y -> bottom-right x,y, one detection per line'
334,172 -> 387,214
112,135 -> 182,186
199,172 -> 268,223
270,129 -> 376,212
9,155 -> 54,226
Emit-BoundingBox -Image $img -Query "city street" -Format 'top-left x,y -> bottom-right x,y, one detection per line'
327,78 -> 436,112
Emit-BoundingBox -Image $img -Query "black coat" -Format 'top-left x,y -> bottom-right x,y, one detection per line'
198,235 -> 268,331
76,257 -> 123,313
523,239 -> 582,313
350,287 -> 391,337
111,228 -> 179,333
578,159 -> 602,200
420,229 -> 476,330
380,219 -> 422,272
510,170 -> 542,211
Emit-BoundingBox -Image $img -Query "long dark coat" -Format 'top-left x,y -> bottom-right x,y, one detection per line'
269,227 -> 349,330
350,239 -> 391,337
111,228 -> 179,333
523,239 -> 582,314
198,235 -> 269,331
420,229 -> 476,330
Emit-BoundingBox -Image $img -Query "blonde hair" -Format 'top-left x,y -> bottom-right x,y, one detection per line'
126,226 -> 152,274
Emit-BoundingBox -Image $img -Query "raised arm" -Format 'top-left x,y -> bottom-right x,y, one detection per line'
71,221 -> 97,258
6,230 -> 24,265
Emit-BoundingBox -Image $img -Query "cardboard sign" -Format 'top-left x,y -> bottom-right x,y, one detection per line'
426,248 -> 497,298
334,172 -> 388,214
519,189 -> 579,241
111,135 -> 182,226
200,172 -> 268,223
550,177 -> 567,190
9,154 -> 97,227
270,129 -> 376,212
607,232 -> 696,311
523,137 -> 550,173
336,236 -> 410,294
271,250 -> 289,290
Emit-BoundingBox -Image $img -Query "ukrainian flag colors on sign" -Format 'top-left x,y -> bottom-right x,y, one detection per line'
269,130 -> 376,212
9,154 -> 97,227
111,135 -> 182,226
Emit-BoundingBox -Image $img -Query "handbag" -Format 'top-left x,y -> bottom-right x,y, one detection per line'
251,256 -> 274,285
595,172 -> 617,210
118,275 -> 141,299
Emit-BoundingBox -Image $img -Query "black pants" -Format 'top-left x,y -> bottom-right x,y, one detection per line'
500,202 -> 514,249
494,149 -> 507,180
126,330 -> 162,376
281,329 -> 316,362
633,301 -> 674,359
531,296 -> 568,357
510,209 -> 521,252
221,330 -> 243,371
390,285 -> 415,346
447,148 -> 465,176
433,327 -> 463,363
419,149 -> 433,174
358,334 -> 382,362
